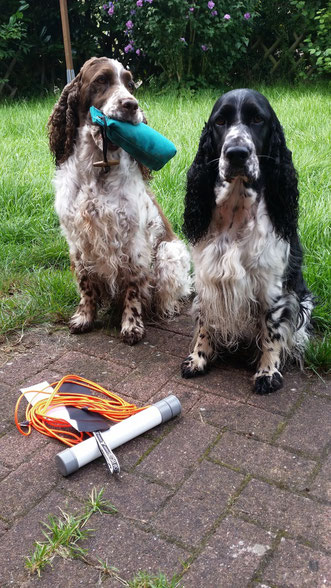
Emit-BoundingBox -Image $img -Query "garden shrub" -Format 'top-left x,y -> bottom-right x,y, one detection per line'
0,1 -> 30,89
101,0 -> 258,85
302,1 -> 331,75
247,0 -> 330,80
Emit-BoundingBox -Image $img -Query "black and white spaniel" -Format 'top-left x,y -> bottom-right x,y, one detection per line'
181,89 -> 313,394
48,57 -> 191,344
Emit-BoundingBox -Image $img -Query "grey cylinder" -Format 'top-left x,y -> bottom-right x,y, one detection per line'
56,395 -> 181,476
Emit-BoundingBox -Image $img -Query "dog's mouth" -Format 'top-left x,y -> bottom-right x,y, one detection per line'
225,168 -> 250,183
223,160 -> 259,184
223,162 -> 252,182
102,107 -> 143,126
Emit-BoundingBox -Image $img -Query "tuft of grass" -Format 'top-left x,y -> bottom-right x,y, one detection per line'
25,488 -> 117,577
25,487 -> 180,586
128,570 -> 182,588
0,83 -> 330,367
95,563 -> 181,587
304,334 -> 331,376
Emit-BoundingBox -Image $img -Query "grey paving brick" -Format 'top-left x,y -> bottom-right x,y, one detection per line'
234,478 -> 331,550
82,517 -> 187,581
151,380 -> 202,414
144,326 -> 177,352
0,382 -> 15,433
210,431 -> 316,489
306,375 -> 331,397
17,326 -> 70,349
0,342 -> 63,387
0,463 -> 10,480
192,395 -> 283,441
20,559 -> 99,587
0,442 -> 61,521
310,454 -> 331,501
107,336 -> 161,368
155,311 -> 194,337
278,395 -> 331,455
182,516 -> 274,588
174,365 -> 252,401
114,434 -> 154,470
262,537 -> 331,587
69,328 -> 122,360
154,461 -> 244,548
61,465 -> 171,524
0,519 -> 9,538
246,371 -> 304,415
113,353 -> 180,403
136,417 -> 219,485
0,430 -> 49,469
0,490 -> 82,587
167,333 -> 192,359
49,350 -> 132,388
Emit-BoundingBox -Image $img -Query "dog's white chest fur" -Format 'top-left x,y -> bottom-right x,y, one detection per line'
54,137 -> 163,290
192,179 -> 289,341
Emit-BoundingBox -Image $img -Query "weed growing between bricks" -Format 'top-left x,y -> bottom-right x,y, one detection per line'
25,488 -> 117,576
25,487 -> 181,587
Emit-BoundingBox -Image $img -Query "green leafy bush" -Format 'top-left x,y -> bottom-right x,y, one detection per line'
0,1 -> 30,87
101,0 -> 258,85
303,3 -> 331,75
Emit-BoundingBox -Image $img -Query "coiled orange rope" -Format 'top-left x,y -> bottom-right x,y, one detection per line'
15,374 -> 148,447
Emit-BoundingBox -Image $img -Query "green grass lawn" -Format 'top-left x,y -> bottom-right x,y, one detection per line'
0,83 -> 330,369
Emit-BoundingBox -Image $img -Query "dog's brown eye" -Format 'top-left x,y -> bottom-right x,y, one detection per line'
215,117 -> 225,126
96,75 -> 107,84
128,81 -> 135,92
252,114 -> 263,124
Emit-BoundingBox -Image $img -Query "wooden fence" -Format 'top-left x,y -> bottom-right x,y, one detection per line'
250,32 -> 312,75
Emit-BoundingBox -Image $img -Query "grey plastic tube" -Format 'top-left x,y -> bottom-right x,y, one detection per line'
56,395 -> 181,476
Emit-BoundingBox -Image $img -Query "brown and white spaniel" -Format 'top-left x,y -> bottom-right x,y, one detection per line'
48,57 -> 191,344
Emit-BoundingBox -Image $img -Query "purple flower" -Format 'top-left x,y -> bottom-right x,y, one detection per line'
211,10 -> 218,16
180,37 -> 186,42
130,9 -> 136,14
189,6 -> 194,12
126,20 -> 133,29
136,48 -> 141,55
145,0 -> 153,3
201,44 -> 208,51
103,4 -> 108,10
224,13 -> 231,20
124,43 -> 134,53
108,6 -> 114,15
207,1 -> 215,9
136,0 -> 143,5
244,12 -> 251,19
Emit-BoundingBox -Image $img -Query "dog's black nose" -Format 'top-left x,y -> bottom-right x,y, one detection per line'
121,98 -> 138,112
225,146 -> 250,165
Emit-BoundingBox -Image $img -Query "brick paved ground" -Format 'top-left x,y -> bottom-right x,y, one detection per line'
0,310 -> 330,587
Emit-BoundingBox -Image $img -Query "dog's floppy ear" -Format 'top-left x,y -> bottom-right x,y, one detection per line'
183,123 -> 218,244
48,74 -> 81,166
262,110 -> 299,241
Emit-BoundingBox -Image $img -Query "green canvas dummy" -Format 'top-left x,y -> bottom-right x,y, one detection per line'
90,106 -> 177,171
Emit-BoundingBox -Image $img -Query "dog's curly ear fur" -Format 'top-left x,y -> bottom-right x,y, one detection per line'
48,74 -> 81,166
183,123 -> 218,244
262,111 -> 299,241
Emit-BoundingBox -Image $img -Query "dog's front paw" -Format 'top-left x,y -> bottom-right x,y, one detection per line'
69,313 -> 94,334
121,325 -> 145,346
254,371 -> 283,395
181,353 -> 208,379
